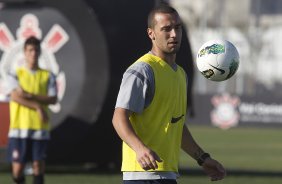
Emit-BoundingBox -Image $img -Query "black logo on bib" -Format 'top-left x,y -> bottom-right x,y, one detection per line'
171,114 -> 184,123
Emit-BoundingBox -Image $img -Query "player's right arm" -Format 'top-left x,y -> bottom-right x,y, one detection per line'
6,69 -> 42,110
112,107 -> 162,170
10,89 -> 49,122
10,89 -> 40,109
112,61 -> 162,170
6,70 -> 50,122
15,86 -> 57,105
13,72 -> 57,105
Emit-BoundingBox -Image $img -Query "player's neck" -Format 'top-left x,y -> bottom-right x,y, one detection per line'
26,63 -> 39,70
150,49 -> 176,67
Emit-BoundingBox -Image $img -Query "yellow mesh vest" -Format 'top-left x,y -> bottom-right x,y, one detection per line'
121,53 -> 187,172
10,67 -> 50,130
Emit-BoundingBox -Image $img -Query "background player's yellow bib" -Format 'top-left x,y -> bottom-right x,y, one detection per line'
10,67 -> 50,130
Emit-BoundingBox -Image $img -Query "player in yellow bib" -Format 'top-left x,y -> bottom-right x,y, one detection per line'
113,4 -> 226,184
6,36 -> 57,184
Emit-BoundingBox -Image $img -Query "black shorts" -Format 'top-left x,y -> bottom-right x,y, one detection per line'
7,138 -> 48,163
123,180 -> 177,184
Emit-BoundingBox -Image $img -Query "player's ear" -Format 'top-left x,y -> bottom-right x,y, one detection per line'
147,28 -> 155,40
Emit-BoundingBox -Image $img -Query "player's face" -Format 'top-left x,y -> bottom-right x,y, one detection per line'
148,12 -> 182,54
24,44 -> 40,69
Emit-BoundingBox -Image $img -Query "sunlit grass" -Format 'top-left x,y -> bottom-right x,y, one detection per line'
1,125 -> 282,184
180,125 -> 282,171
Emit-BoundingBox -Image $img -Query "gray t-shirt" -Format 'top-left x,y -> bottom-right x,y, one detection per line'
115,59 -> 181,180
115,58 -> 179,113
115,61 -> 154,113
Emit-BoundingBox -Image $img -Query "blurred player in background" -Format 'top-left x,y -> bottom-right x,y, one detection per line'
6,36 -> 57,184
112,4 -> 226,184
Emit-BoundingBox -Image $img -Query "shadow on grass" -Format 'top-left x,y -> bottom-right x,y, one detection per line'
1,164 -> 282,177
46,166 -> 282,177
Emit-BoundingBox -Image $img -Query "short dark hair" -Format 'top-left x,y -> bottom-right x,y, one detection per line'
147,4 -> 179,28
24,36 -> 41,49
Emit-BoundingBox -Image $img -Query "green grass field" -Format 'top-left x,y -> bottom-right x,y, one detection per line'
179,125 -> 282,172
1,174 -> 282,184
1,125 -> 282,184
178,124 -> 282,183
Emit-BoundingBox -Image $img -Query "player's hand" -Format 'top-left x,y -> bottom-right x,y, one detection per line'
16,87 -> 32,99
202,158 -> 226,181
136,146 -> 163,170
36,106 -> 49,122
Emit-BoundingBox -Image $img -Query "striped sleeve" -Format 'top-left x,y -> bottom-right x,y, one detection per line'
115,62 -> 154,113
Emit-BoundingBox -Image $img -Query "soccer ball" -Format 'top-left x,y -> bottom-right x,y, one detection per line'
196,39 -> 240,81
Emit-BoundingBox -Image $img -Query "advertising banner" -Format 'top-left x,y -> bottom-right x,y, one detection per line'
190,94 -> 282,129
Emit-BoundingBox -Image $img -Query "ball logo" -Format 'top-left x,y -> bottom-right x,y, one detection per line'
0,13 -> 69,113
226,59 -> 239,79
208,64 -> 225,74
210,93 -> 240,129
198,43 -> 225,57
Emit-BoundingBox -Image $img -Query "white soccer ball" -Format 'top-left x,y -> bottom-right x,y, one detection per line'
196,39 -> 240,81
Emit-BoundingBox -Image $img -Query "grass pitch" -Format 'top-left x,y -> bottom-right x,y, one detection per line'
1,173 -> 282,184
180,124 -> 282,172
1,125 -> 282,184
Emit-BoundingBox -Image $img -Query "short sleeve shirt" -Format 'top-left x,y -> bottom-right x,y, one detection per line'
115,61 -> 155,113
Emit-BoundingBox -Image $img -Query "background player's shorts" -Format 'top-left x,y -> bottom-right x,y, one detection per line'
7,138 -> 48,163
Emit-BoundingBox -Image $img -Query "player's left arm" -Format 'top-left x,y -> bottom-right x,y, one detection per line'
181,124 -> 226,181
17,72 -> 57,105
16,87 -> 57,105
181,124 -> 204,159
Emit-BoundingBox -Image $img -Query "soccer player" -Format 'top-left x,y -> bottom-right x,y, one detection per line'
112,4 -> 226,184
6,36 -> 57,184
